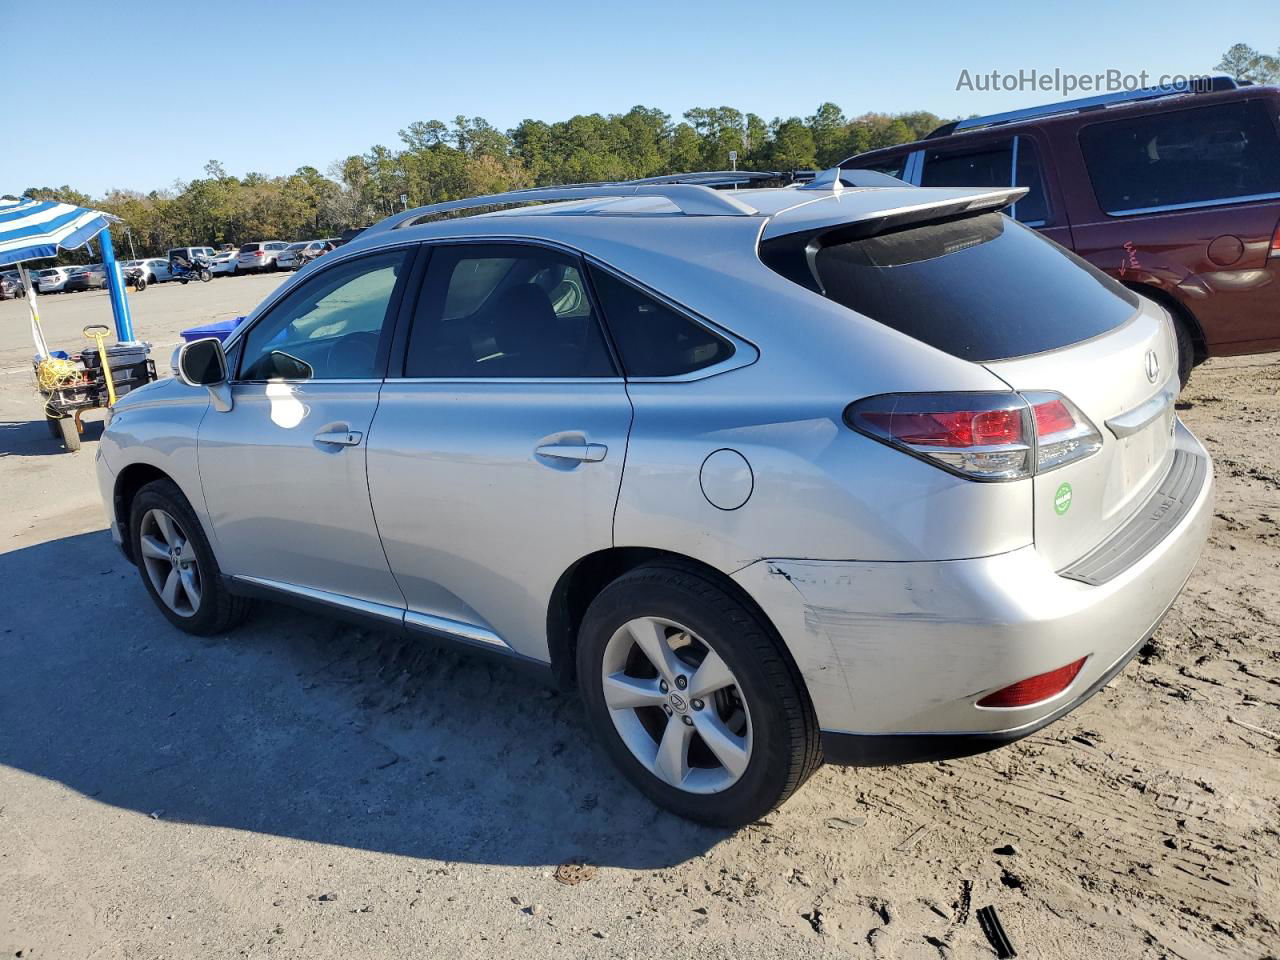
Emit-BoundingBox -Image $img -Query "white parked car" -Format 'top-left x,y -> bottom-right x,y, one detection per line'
32,266 -> 76,293
124,259 -> 173,283
167,246 -> 217,265
236,241 -> 289,273
209,250 -> 239,276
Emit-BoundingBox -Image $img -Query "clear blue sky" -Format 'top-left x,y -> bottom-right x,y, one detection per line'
1,0 -> 1271,196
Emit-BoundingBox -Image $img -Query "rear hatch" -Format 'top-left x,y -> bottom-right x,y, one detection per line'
985,302 -> 1178,568
760,199 -> 1178,569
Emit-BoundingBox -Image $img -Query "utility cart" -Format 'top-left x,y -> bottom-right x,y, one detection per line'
36,327 -> 156,451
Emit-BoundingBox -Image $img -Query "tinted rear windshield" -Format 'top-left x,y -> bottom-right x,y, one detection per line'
771,213 -> 1138,362
239,243 -> 262,252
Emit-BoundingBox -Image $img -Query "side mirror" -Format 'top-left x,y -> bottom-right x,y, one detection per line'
176,337 -> 228,386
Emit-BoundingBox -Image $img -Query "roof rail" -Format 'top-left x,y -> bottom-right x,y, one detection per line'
365,180 -> 759,235
927,75 -> 1240,138
626,170 -> 783,187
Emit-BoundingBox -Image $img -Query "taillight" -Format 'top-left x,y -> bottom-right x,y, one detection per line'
1270,220 -> 1280,258
977,657 -> 1087,708
845,391 -> 1102,481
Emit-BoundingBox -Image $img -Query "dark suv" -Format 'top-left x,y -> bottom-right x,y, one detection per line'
841,78 -> 1280,384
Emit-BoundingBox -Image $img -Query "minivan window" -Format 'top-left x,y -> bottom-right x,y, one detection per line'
238,249 -> 408,380
588,266 -> 734,377
404,244 -> 615,378
918,137 -> 1049,225
798,213 -> 1138,362
1080,100 -> 1280,215
844,155 -> 907,180
921,140 -> 1013,190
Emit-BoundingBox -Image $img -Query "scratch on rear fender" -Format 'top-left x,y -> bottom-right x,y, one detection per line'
764,561 -> 860,715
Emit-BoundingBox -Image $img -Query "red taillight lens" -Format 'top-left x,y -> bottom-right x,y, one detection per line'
846,393 -> 1034,481
860,408 -> 1025,447
847,392 -> 1102,481
1270,221 -> 1280,258
977,657 -> 1088,708
1032,398 -> 1075,436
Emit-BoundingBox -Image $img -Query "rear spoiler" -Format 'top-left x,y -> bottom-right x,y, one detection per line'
760,187 -> 1026,295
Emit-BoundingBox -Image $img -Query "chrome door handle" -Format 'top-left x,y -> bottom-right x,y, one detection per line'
535,442 -> 607,462
314,429 -> 363,446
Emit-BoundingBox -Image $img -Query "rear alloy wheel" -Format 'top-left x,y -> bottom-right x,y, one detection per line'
602,616 -> 754,795
578,564 -> 821,826
130,479 -> 249,635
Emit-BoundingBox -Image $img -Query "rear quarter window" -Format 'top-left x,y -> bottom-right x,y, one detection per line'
767,212 -> 1138,362
1080,99 -> 1280,214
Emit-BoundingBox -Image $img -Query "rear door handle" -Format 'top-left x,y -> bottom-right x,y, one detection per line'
535,442 -> 608,462
314,429 -> 363,446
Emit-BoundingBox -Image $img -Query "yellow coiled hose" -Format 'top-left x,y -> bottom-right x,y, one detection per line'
35,356 -> 83,392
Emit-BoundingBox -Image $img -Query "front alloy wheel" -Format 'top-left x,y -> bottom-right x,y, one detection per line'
602,616 -> 752,794
138,508 -> 201,617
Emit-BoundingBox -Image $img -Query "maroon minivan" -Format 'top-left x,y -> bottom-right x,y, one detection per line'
841,78 -> 1280,384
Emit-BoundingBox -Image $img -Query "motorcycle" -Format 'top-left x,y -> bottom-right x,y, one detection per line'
170,255 -> 212,284
123,265 -> 147,292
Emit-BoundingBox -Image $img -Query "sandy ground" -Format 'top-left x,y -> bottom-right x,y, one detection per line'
0,278 -> 1277,960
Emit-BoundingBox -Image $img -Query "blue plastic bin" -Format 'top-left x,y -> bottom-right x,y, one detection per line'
180,316 -> 244,343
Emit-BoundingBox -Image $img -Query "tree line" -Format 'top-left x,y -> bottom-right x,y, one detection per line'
21,104 -> 944,261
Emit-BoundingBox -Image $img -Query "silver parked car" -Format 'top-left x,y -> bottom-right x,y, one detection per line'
236,240 -> 289,272
95,175 -> 1213,826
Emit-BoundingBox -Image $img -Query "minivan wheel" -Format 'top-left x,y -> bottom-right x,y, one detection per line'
129,479 -> 249,635
577,564 -> 821,827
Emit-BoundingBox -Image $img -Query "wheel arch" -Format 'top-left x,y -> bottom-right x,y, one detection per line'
113,463 -> 181,563
546,547 -> 787,690
1124,280 -> 1207,365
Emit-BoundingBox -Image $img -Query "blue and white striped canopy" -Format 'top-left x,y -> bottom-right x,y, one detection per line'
0,196 -> 117,266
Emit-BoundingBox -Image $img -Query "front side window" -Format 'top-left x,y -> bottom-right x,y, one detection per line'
1081,100 -> 1280,214
587,266 -> 733,377
238,249 -> 409,381
404,244 -> 614,378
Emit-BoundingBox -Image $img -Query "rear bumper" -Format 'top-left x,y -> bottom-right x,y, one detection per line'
732,419 -> 1213,760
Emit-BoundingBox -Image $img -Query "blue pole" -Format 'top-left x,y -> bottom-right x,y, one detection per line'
99,227 -> 135,343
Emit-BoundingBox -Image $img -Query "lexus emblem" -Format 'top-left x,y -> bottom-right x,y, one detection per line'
1144,349 -> 1160,384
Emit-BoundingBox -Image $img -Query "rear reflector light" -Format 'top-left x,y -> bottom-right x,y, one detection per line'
977,657 -> 1087,708
1271,221 -> 1280,258
846,391 -> 1102,481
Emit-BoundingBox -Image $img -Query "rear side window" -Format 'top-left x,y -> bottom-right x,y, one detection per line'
1081,100 -> 1280,214
588,266 -> 733,377
796,213 -> 1138,362
405,244 -> 615,378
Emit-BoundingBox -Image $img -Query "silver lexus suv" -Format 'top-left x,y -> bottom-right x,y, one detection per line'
96,173 -> 1213,827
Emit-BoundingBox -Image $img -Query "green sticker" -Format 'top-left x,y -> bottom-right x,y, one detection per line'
1054,482 -> 1073,516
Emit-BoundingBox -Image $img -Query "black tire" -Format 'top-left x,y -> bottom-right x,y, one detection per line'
129,478 -> 250,636
57,416 -> 80,451
576,563 -> 822,827
1172,315 -> 1194,389
179,276 -> 189,285
199,269 -> 212,282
